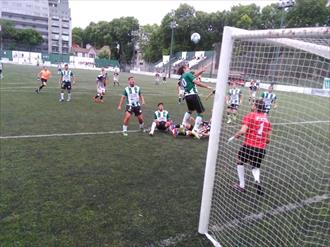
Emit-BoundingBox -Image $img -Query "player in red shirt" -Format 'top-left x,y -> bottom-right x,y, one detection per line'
233,99 -> 272,195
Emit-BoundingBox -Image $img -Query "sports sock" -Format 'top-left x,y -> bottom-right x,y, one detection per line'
139,123 -> 144,129
123,125 -> 128,132
100,95 -> 103,100
237,165 -> 245,188
150,122 -> 156,134
182,112 -> 191,126
252,168 -> 260,183
60,92 -> 64,100
67,93 -> 71,100
193,115 -> 203,131
39,85 -> 44,90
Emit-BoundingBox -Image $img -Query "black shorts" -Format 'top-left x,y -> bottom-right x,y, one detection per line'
238,145 -> 266,168
61,81 -> 71,90
157,121 -> 167,130
41,78 -> 47,84
185,94 -> 205,114
228,104 -> 239,110
126,105 -> 142,116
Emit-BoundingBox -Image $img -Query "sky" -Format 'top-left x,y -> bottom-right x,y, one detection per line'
70,0 -> 278,28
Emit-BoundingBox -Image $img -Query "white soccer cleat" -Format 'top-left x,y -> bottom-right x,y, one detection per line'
122,131 -> 128,136
59,98 -> 64,102
191,129 -> 201,139
149,131 -> 154,136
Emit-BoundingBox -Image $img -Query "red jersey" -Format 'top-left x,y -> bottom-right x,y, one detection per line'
242,112 -> 272,149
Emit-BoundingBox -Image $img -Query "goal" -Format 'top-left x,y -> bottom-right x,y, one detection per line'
199,27 -> 330,247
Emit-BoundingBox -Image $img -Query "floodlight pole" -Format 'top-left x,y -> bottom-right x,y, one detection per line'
272,0 -> 295,82
168,21 -> 177,79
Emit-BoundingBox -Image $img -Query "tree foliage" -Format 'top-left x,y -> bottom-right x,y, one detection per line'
72,1 -> 329,63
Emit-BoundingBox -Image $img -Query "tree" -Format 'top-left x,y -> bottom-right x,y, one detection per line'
287,0 -> 330,27
97,46 -> 111,59
15,29 -> 43,49
0,20 -> 17,40
72,27 -> 84,46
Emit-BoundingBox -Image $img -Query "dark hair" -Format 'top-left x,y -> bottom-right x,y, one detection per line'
128,76 -> 134,80
157,102 -> 163,107
255,99 -> 265,113
177,66 -> 185,75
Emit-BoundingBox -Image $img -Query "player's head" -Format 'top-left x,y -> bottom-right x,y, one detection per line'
43,66 -> 47,70
251,79 -> 256,85
128,76 -> 135,86
254,99 -> 266,113
268,85 -> 273,92
157,102 -> 164,111
64,64 -> 68,70
177,63 -> 189,75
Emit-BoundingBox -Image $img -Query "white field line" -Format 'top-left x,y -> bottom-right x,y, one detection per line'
0,130 -> 140,139
226,120 -> 330,128
210,194 -> 329,232
146,233 -> 188,247
1,120 -> 329,140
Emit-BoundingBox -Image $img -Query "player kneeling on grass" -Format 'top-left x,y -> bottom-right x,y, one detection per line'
93,68 -> 108,103
231,99 -> 272,195
149,102 -> 173,136
35,66 -> 51,93
117,76 -> 145,136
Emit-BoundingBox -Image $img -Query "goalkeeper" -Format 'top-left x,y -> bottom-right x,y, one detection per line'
232,99 -> 272,195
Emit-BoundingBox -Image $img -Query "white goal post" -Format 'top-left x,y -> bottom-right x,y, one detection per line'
199,26 -> 330,247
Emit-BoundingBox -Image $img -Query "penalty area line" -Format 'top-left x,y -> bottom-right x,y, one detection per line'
210,193 -> 330,232
0,130 -> 140,139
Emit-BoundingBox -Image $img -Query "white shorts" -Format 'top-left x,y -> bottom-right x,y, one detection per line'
113,76 -> 119,82
251,92 -> 256,98
179,89 -> 185,96
97,86 -> 106,94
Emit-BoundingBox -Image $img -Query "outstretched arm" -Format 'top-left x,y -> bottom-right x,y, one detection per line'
234,124 -> 248,139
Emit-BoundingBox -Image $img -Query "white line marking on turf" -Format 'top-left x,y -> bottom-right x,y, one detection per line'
273,120 -> 330,126
210,194 -> 329,232
146,233 -> 188,247
0,130 -> 140,139
1,120 -> 329,140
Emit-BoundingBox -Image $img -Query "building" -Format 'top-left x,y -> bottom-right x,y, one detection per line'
0,0 -> 71,54
48,0 -> 71,54
71,44 -> 97,58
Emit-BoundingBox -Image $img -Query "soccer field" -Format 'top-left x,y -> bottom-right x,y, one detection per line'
0,64 -> 214,247
1,64 -> 329,247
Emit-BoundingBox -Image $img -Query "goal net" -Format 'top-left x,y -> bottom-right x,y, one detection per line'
199,27 -> 330,247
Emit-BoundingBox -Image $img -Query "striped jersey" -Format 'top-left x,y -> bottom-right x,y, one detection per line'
123,86 -> 141,106
61,70 -> 73,82
154,110 -> 170,122
228,88 -> 242,105
261,92 -> 277,110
